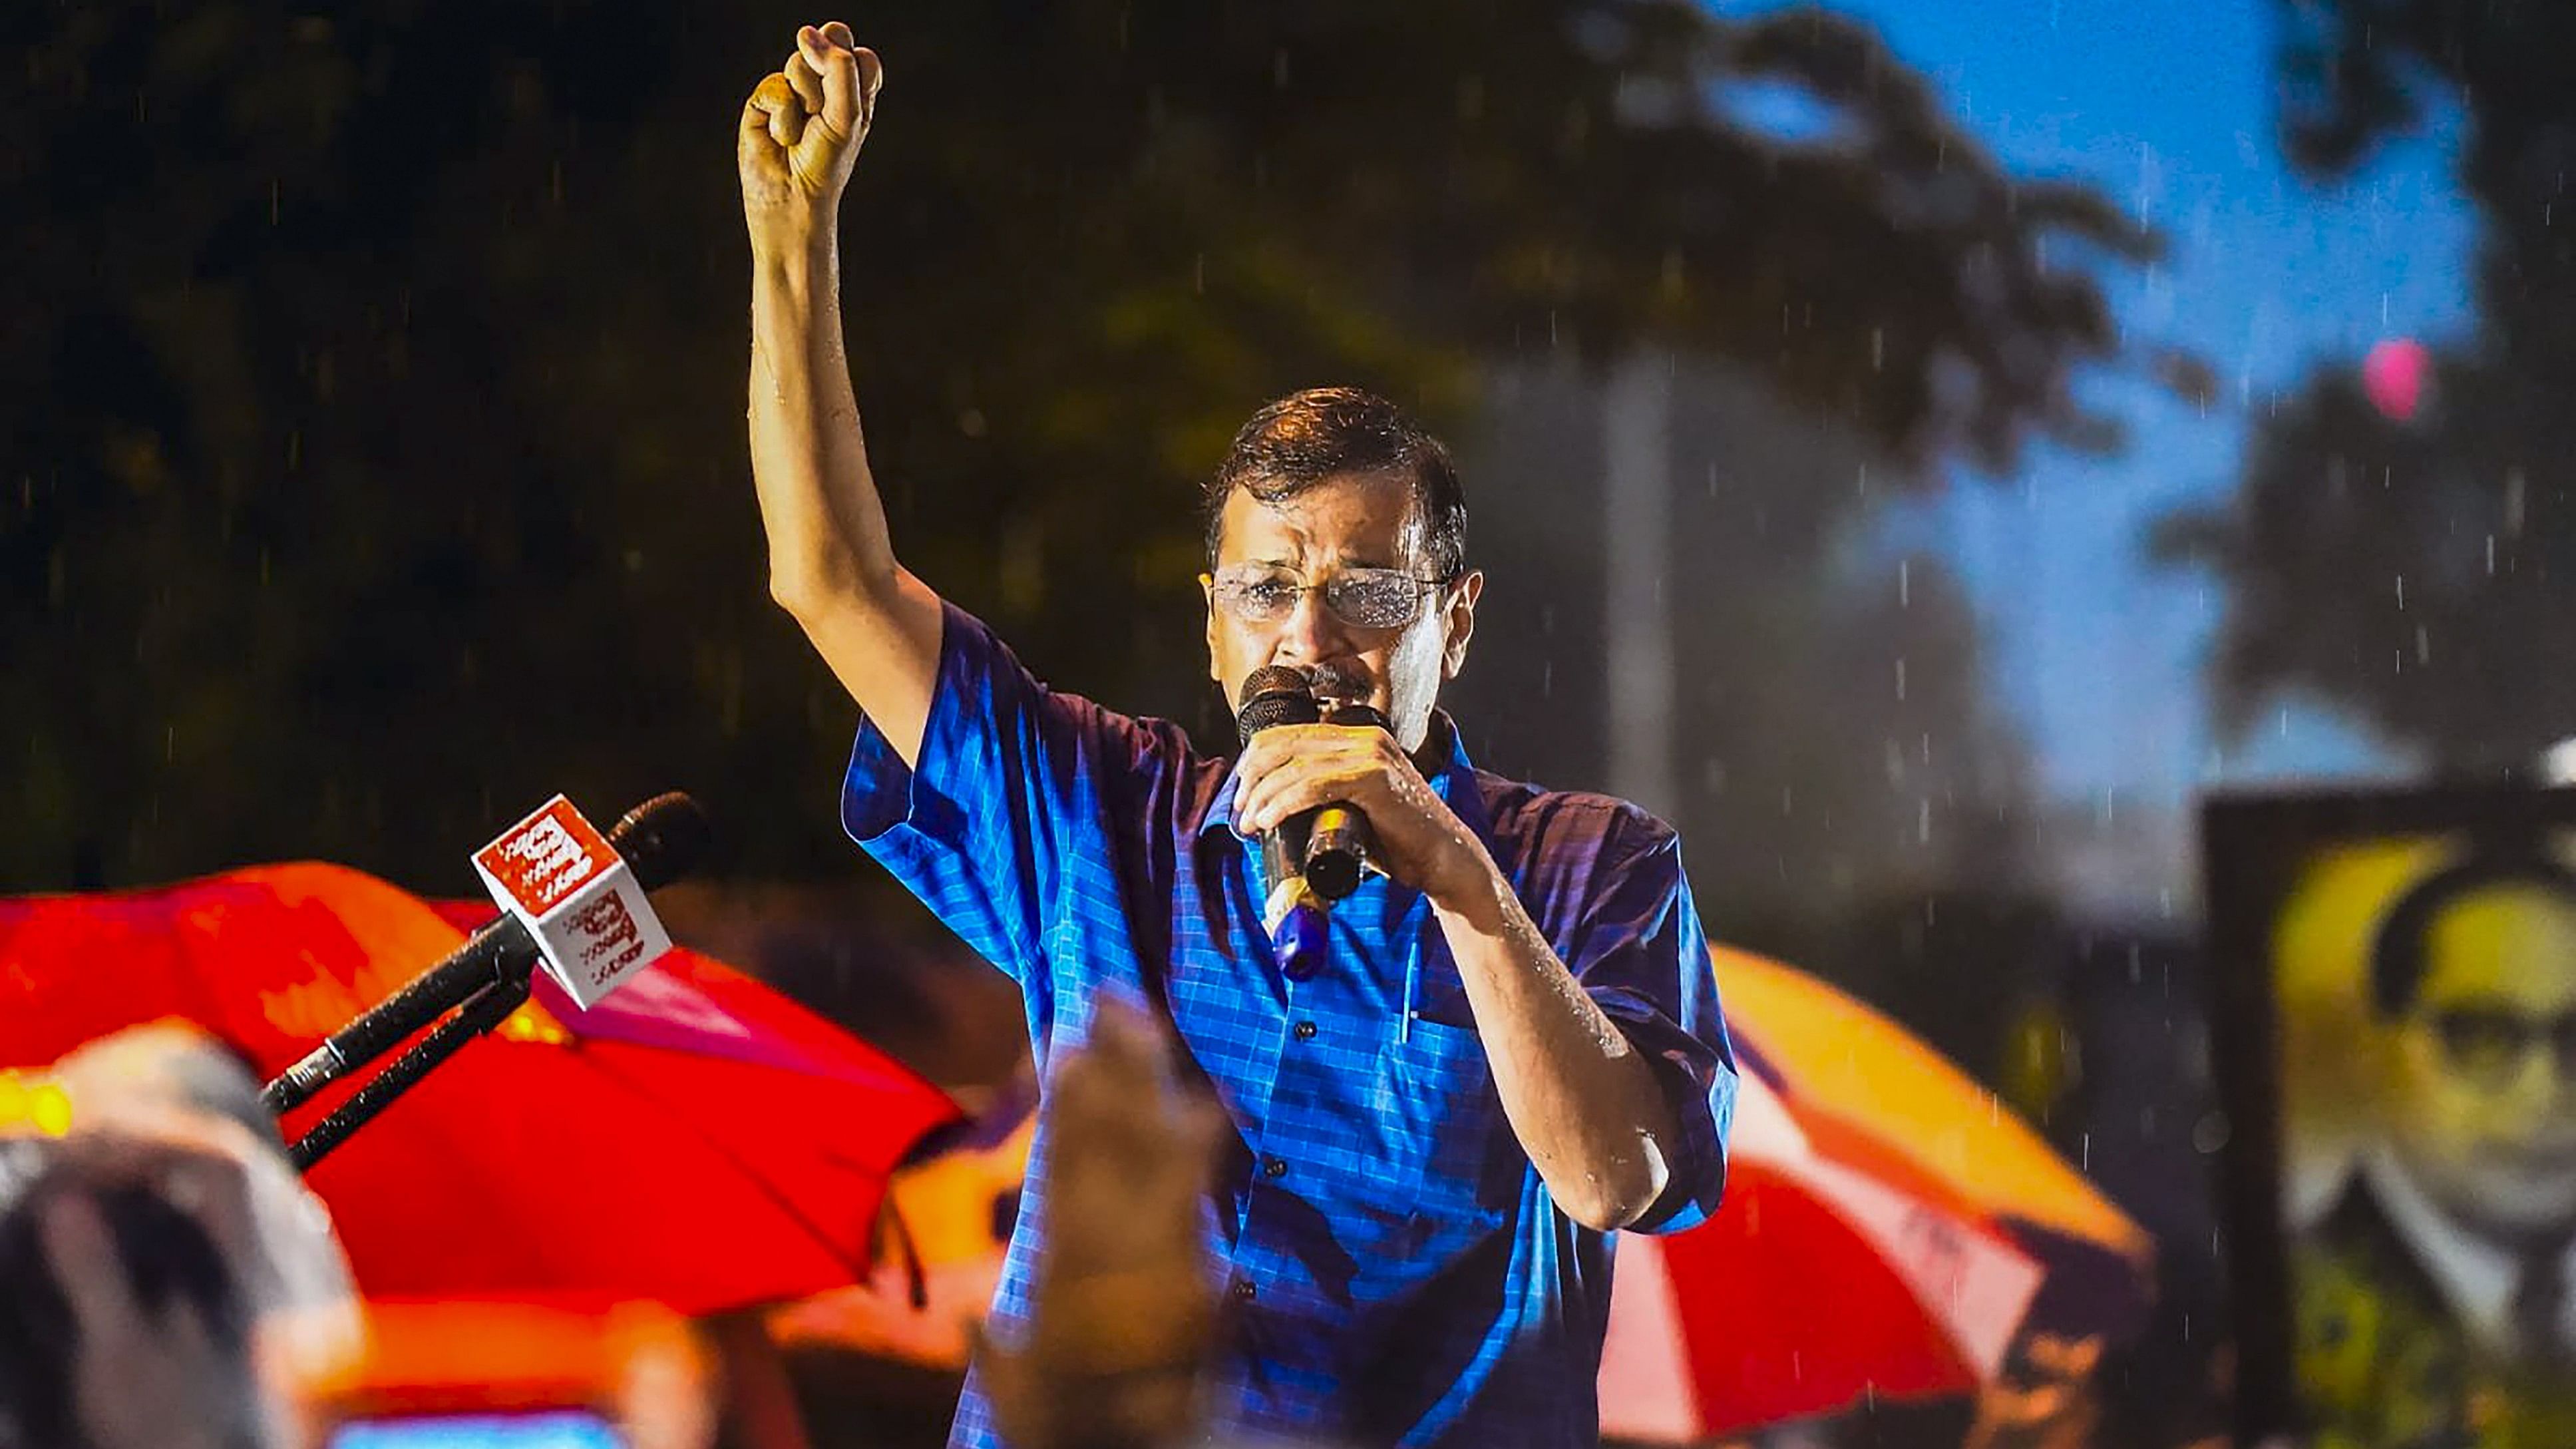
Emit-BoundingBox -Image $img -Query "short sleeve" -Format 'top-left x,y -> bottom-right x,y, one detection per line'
839,601 -> 1163,987
1563,828 -> 1736,1235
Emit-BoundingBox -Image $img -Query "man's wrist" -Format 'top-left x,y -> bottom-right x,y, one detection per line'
749,228 -> 837,286
1425,845 -> 1513,934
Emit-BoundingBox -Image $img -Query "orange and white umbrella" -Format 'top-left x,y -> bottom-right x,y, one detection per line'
1600,1067 -> 2048,1438
1600,947 -> 2152,1440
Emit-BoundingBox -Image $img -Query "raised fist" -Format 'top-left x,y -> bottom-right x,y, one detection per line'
739,22 -> 882,252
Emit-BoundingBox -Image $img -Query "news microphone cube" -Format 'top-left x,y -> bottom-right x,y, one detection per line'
472,795 -> 673,1009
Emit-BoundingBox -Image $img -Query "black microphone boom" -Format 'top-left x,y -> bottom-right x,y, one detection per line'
259,792 -> 711,1118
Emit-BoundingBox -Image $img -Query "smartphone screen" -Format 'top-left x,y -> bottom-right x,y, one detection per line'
327,1411 -> 628,1449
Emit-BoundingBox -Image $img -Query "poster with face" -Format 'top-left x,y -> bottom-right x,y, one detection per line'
2204,785 -> 2576,1448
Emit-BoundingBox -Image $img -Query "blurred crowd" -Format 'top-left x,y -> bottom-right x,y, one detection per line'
0,1008 -> 1248,1449
1,1009 -> 2218,1449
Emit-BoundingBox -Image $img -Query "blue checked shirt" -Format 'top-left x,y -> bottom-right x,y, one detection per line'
842,604 -> 1736,1448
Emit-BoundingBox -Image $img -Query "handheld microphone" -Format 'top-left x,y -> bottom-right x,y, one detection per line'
1236,666 -> 1323,905
260,792 -> 711,1118
1301,701 -> 1387,900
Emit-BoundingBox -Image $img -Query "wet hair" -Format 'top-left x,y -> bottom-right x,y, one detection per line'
1201,387 -> 1467,581
2368,849 -> 2576,1018
0,1136 -> 264,1449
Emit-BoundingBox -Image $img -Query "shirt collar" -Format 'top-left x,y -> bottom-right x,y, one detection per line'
2360,1145 -> 2576,1357
1201,709 -> 1487,845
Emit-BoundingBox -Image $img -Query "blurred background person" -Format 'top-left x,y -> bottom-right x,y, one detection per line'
0,1129 -> 288,1449
980,1002 -> 1228,1449
47,1020 -> 361,1366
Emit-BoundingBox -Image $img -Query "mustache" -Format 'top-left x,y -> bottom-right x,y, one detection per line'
1296,662 -> 1371,704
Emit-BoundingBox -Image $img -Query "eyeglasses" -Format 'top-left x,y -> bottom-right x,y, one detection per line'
1208,565 -> 1452,631
2421,1004 -> 2576,1090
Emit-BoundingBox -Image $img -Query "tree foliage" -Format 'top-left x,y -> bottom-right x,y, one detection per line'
3,1 -> 2157,889
2164,0 -> 2576,765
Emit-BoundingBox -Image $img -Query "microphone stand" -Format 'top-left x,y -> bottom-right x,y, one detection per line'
283,965 -> 537,1170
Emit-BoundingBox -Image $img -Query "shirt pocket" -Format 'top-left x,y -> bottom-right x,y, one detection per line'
1388,1015 -> 1509,1220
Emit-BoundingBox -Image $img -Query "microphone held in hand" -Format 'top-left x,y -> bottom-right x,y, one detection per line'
1302,701 -> 1387,900
1236,666 -> 1322,903
259,792 -> 712,1119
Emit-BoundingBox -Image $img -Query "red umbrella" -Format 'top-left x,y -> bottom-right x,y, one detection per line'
0,863 -> 962,1314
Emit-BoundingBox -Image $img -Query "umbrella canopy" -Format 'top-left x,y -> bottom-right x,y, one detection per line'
0,863 -> 962,1314
1715,945 -> 2153,1281
1598,1068 -> 2047,1440
1597,946 -> 2154,1440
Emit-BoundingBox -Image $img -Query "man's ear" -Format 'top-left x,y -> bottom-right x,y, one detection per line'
1441,571 -> 1483,680
1201,573 -> 1222,688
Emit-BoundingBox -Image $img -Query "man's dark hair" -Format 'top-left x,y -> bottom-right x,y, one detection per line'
1202,388 -> 1467,581
2368,849 -> 2576,1018
0,1136 -> 263,1449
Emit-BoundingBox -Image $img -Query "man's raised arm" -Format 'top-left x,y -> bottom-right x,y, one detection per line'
740,21 -> 942,767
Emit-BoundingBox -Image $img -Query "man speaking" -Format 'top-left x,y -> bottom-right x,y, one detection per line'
739,23 -> 1736,1448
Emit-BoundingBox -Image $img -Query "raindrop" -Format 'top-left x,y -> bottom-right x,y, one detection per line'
2488,534 -> 2498,575
1899,558 -> 1910,608
1894,657 -> 1907,701
2192,1111 -> 2230,1154
2394,574 -> 2405,610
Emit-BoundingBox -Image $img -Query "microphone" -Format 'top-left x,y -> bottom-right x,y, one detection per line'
260,792 -> 711,1118
1236,666 -> 1323,905
1302,700 -> 1387,900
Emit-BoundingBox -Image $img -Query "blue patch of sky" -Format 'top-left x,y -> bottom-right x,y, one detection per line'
1713,0 -> 2482,801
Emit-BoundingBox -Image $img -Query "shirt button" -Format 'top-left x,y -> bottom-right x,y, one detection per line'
1292,1020 -> 1318,1042
1262,1154 -> 1288,1179
1232,1278 -> 1258,1303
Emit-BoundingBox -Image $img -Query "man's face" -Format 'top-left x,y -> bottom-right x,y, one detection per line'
2385,884 -> 2576,1243
1202,471 -> 1480,753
